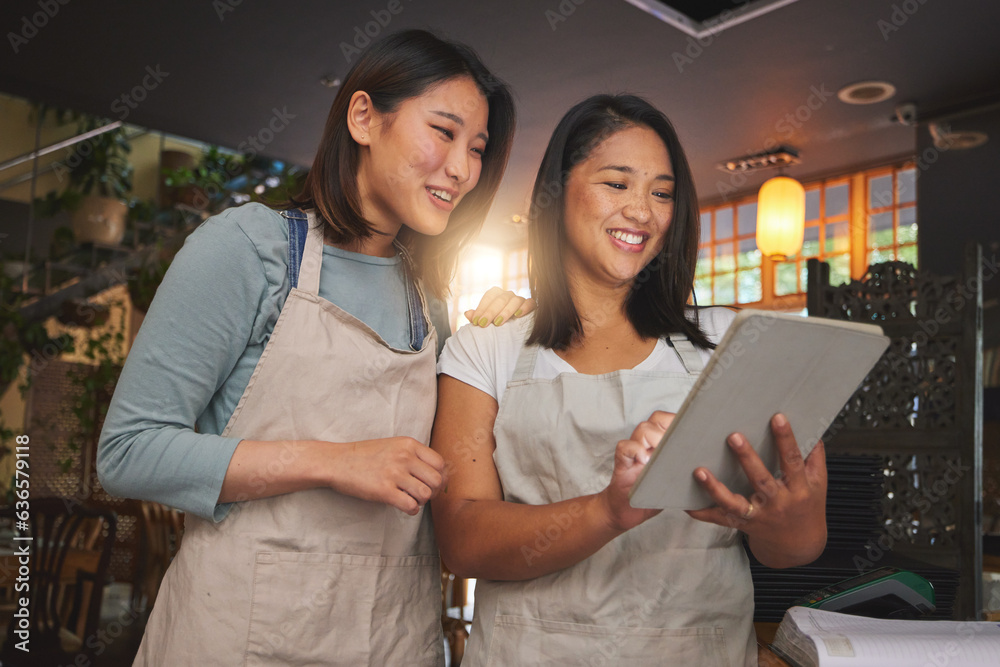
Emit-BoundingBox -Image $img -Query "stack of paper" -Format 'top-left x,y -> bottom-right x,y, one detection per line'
772,607 -> 1000,666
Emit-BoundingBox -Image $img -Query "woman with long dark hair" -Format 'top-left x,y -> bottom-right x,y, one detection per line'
432,94 -> 827,666
99,30 -> 518,665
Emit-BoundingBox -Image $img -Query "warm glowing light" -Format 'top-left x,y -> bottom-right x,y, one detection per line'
456,246 -> 505,324
756,176 -> 805,260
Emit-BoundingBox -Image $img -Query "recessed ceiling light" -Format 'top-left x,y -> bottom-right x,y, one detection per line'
837,81 -> 896,105
319,76 -> 342,88
929,122 -> 989,150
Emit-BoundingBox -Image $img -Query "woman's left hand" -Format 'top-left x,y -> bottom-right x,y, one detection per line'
687,413 -> 827,569
464,287 -> 535,327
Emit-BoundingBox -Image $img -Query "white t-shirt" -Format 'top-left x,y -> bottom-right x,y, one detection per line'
438,306 -> 738,405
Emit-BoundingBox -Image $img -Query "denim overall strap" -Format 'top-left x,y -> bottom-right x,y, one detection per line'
667,333 -> 705,373
394,243 -> 428,352
404,277 -> 429,351
281,209 -> 309,290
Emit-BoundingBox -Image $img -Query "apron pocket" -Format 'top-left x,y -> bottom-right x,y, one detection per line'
244,551 -> 381,666
485,615 -> 729,667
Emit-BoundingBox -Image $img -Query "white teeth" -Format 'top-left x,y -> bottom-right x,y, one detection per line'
428,188 -> 453,202
609,230 -> 644,245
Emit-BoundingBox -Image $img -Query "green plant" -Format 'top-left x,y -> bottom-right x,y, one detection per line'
33,115 -> 134,217
65,117 -> 133,200
127,255 -> 171,314
162,146 -> 243,213
0,265 -> 74,399
63,302 -> 125,473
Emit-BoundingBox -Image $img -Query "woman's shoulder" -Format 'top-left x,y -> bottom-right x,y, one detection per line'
200,202 -> 288,245
445,313 -> 533,358
440,313 -> 533,372
184,203 -> 291,286
687,306 -> 739,345
438,314 -> 533,400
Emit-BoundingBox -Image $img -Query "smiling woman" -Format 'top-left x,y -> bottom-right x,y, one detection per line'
97,30 -> 519,666
431,94 -> 828,667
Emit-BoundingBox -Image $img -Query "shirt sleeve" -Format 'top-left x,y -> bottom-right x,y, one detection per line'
437,322 -> 502,400
97,209 -> 269,521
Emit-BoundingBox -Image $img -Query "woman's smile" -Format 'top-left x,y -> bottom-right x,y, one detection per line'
606,228 -> 650,252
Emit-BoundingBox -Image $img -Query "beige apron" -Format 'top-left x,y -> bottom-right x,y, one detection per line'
136,210 -> 444,666
465,332 -> 757,666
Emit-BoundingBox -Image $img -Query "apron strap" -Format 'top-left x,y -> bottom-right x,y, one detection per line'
298,213 -> 325,295
512,343 -> 540,382
667,333 -> 705,374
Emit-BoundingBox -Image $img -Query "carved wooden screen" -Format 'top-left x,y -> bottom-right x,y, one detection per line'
806,246 -> 984,619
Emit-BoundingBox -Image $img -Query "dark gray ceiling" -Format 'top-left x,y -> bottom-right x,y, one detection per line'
2,0 -> 999,246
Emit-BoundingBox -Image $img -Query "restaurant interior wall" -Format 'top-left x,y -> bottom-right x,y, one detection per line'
916,106 -> 1000,282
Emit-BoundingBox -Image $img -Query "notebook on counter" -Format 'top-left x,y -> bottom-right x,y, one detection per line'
629,309 -> 890,510
770,606 -> 1000,667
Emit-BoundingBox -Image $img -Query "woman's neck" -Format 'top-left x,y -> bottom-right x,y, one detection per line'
554,276 -> 656,374
325,229 -> 399,258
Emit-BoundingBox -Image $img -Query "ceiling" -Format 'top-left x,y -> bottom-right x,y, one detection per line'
2,0 -> 999,247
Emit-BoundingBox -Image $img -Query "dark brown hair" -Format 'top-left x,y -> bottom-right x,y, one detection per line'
527,94 -> 713,350
290,30 -> 516,297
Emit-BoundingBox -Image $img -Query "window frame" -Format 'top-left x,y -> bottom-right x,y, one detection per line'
695,161 -> 918,310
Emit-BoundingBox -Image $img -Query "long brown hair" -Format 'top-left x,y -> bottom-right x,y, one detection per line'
527,94 -> 712,350
290,30 -> 516,298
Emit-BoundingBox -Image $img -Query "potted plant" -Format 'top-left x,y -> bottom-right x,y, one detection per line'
34,116 -> 134,246
65,118 -> 134,245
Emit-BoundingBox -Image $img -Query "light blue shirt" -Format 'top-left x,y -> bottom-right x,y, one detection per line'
97,203 -> 450,521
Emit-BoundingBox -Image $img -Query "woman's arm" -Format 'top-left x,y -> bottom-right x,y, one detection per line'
430,374 -> 665,580
687,413 -> 828,568
98,207 -> 445,520
218,436 -> 444,516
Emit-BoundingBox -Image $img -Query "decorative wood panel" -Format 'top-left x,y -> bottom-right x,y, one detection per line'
807,246 -> 984,619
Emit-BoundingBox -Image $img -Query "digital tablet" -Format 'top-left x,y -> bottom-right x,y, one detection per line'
629,309 -> 890,510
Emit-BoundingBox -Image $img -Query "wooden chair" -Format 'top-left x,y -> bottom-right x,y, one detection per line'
0,498 -> 116,666
137,501 -> 184,609
441,564 -> 470,666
